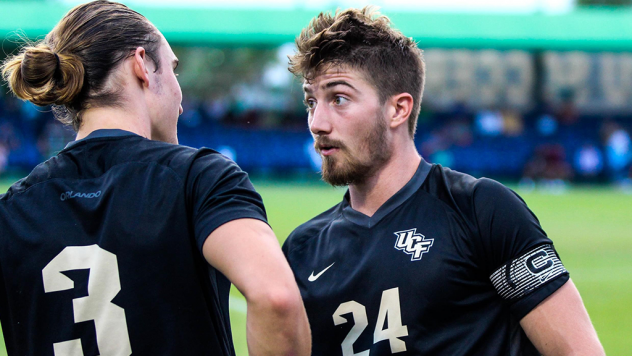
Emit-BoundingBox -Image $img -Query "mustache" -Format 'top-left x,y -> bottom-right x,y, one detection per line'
314,137 -> 346,153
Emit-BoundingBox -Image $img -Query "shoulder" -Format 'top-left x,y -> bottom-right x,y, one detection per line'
1,158 -> 59,199
92,135 -> 226,169
283,203 -> 342,254
186,147 -> 242,176
422,165 -> 534,249
130,138 -> 212,166
183,147 -> 253,198
120,138 -> 238,182
432,166 -> 551,270
430,164 -> 510,194
423,164 -> 513,216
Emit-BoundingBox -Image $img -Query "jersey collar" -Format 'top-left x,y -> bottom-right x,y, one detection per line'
341,158 -> 433,229
63,129 -> 141,151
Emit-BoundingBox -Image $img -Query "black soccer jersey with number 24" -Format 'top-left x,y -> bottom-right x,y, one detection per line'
0,130 -> 267,356
283,159 -> 569,356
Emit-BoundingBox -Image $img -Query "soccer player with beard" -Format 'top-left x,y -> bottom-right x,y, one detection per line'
282,7 -> 604,356
0,1 -> 310,355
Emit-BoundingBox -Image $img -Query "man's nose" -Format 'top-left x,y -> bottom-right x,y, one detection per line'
309,104 -> 332,136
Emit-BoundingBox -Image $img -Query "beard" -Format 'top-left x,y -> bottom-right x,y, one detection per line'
316,112 -> 391,187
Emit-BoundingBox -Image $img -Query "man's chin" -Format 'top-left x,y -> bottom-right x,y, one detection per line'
321,173 -> 350,187
321,160 -> 347,186
320,162 -> 370,187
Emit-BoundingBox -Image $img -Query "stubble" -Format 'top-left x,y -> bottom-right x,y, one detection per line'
318,112 -> 391,186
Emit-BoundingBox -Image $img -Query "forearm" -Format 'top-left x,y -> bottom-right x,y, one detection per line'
520,279 -> 605,356
203,219 -> 311,355
245,289 -> 311,356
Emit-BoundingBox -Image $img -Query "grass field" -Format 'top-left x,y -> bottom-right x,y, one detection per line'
1,178 -> 631,355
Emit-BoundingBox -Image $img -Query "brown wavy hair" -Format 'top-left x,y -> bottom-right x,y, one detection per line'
1,0 -> 161,131
289,6 -> 425,138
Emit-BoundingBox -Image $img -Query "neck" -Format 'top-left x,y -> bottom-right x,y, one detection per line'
76,105 -> 150,141
348,142 -> 421,217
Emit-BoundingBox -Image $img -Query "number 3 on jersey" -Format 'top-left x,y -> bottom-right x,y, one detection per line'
42,245 -> 131,356
333,287 -> 408,355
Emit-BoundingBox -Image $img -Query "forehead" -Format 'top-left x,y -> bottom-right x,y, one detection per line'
303,66 -> 372,93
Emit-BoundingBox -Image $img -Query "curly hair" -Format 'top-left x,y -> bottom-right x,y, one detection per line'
289,6 -> 425,138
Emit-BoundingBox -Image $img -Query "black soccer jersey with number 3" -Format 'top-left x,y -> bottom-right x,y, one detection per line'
283,159 -> 569,356
0,130 -> 267,356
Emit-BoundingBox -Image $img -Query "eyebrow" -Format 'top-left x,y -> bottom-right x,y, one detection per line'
303,80 -> 358,94
325,80 -> 357,91
173,59 -> 179,70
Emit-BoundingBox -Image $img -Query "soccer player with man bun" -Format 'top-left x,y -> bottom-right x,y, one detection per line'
0,1 -> 310,355
283,6 -> 604,355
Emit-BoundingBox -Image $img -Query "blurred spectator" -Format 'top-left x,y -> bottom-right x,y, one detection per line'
536,114 -> 558,136
2,54 -> 632,185
601,121 -> 632,183
574,143 -> 604,182
217,145 -> 237,162
557,88 -> 579,126
475,108 -> 503,136
203,96 -> 231,124
521,144 -> 573,192
501,108 -> 524,136
535,101 -> 558,136
475,106 -> 523,137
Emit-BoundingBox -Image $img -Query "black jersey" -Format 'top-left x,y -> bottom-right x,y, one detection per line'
0,129 -> 267,356
283,159 -> 569,356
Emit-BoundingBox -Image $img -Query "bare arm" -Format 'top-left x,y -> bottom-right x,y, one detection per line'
202,218 -> 311,356
520,279 -> 604,356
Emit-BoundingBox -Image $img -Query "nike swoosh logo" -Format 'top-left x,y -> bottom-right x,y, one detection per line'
308,262 -> 335,282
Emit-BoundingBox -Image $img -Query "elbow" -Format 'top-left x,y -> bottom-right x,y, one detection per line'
248,286 -> 303,316
243,283 -> 311,356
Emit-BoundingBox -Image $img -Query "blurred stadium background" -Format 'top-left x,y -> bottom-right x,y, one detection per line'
1,0 -> 631,355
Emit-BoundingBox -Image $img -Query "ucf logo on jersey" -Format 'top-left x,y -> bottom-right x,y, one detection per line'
394,228 -> 433,261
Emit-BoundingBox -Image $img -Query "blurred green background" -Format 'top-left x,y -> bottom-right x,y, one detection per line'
2,179 -> 630,355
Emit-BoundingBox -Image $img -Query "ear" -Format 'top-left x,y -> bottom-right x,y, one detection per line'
387,93 -> 414,129
132,47 -> 150,87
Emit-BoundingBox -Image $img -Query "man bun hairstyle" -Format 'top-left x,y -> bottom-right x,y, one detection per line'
3,46 -> 84,107
1,0 -> 161,131
289,6 -> 425,138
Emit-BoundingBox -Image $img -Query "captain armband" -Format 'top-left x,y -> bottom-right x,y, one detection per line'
489,244 -> 568,301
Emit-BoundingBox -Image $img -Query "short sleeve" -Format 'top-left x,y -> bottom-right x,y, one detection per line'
473,178 -> 569,319
186,150 -> 268,252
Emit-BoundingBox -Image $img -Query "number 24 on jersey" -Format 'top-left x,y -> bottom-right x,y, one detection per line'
333,287 -> 408,356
